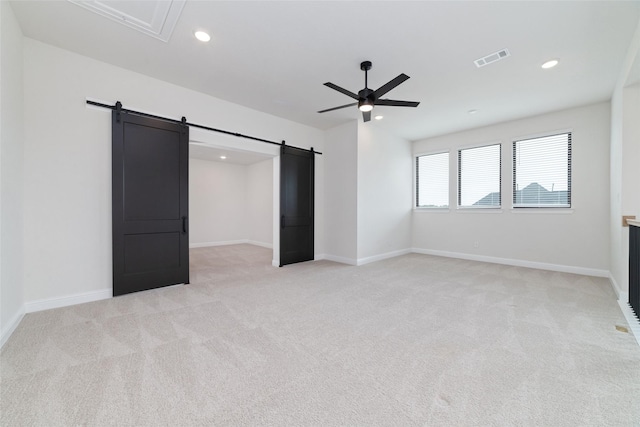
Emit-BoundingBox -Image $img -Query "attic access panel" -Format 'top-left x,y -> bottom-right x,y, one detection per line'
68,0 -> 185,42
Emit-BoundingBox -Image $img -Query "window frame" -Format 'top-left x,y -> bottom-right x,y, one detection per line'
512,130 -> 572,209
414,150 -> 450,210
457,142 -> 502,209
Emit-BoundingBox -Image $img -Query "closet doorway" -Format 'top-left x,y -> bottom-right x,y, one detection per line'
188,141 -> 277,266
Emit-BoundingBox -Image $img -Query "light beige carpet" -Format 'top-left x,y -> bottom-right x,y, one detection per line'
1,244 -> 639,426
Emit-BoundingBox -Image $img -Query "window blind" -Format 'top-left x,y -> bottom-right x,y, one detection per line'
458,144 -> 501,207
416,152 -> 449,208
513,132 -> 571,208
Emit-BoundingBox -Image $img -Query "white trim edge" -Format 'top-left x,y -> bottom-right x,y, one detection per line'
1,306 -> 25,349
190,240 -> 249,248
322,254 -> 358,266
247,240 -> 273,249
190,240 -> 273,249
25,289 -> 112,314
357,249 -> 412,266
609,273 -> 625,300
617,300 -> 640,347
411,248 -> 609,277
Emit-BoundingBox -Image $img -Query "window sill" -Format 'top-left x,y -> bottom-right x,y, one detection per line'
413,208 -> 450,213
456,208 -> 503,214
510,208 -> 574,214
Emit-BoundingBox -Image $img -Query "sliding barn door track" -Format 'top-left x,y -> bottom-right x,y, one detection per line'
87,100 -> 322,155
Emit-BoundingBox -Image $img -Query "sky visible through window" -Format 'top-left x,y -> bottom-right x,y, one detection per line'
417,152 -> 448,207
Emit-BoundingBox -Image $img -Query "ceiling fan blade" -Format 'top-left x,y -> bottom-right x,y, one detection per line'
373,74 -> 410,98
324,82 -> 359,100
362,110 -> 371,122
318,102 -> 358,113
375,99 -> 420,108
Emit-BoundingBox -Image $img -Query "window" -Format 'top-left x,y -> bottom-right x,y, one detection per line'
416,152 -> 449,208
513,132 -> 571,208
458,144 -> 501,208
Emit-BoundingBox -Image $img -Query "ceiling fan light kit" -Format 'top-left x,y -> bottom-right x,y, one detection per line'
318,60 -> 420,122
358,100 -> 374,112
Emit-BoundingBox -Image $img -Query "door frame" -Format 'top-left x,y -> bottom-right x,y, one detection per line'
189,130 -> 280,265
187,129 -> 317,267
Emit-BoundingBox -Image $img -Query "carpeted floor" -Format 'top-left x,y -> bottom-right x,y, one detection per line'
2,244 -> 639,426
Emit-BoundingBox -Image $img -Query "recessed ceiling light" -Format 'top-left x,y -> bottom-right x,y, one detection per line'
194,31 -> 211,42
374,115 -> 383,120
468,109 -> 478,115
541,59 -> 559,69
220,155 -> 226,160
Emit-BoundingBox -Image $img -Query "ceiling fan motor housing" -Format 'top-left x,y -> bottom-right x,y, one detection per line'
358,88 -> 375,111
358,88 -> 375,100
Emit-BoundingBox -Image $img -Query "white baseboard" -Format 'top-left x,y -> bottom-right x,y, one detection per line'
190,240 -> 273,249
322,254 -> 358,266
357,248 -> 412,266
617,300 -> 640,347
247,240 -> 273,249
3,288 -> 111,348
190,240 -> 248,248
25,288 -> 112,314
609,273 -> 626,300
1,306 -> 25,349
411,248 -> 609,278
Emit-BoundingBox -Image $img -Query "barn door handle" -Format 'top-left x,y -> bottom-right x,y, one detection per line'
281,215 -> 285,229
182,216 -> 188,234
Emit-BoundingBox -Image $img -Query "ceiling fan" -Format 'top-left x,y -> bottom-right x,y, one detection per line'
318,61 -> 420,122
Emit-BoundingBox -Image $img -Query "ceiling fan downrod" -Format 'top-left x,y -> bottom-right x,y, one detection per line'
361,61 -> 372,89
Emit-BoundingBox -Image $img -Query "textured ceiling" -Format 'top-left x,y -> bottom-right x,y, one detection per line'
10,1 -> 640,141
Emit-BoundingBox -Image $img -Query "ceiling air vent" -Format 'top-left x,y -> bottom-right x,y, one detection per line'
474,49 -> 511,68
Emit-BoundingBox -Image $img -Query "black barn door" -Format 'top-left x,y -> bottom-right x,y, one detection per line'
280,145 -> 314,266
112,110 -> 189,296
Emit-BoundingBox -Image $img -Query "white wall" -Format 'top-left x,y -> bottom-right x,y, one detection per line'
22,38 -> 324,304
621,84 -> 640,221
323,121 -> 358,264
413,102 -> 611,275
357,123 -> 412,261
0,1 -> 25,346
323,121 -> 412,265
189,157 -> 273,248
610,17 -> 640,297
189,158 -> 248,246
247,158 -> 273,247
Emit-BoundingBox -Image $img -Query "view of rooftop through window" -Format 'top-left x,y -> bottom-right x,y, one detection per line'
459,144 -> 501,207
416,133 -> 571,208
513,132 -> 571,207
